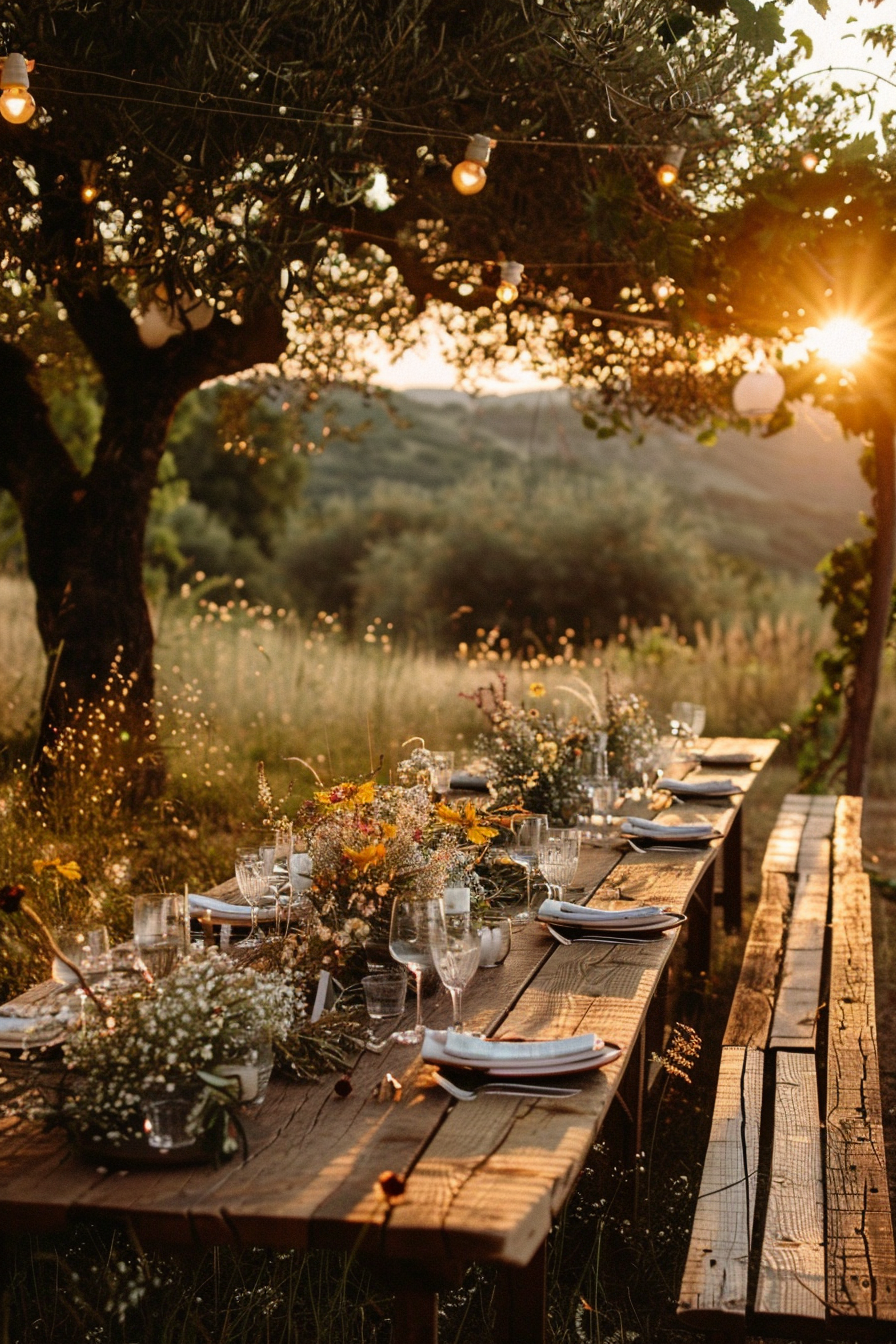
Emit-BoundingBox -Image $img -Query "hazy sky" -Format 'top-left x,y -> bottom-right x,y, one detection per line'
371,0 -> 896,396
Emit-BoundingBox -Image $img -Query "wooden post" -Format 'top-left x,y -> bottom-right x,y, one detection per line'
722,807 -> 743,932
391,1286 -> 439,1344
617,1021 -> 646,1167
687,863 -> 714,975
494,1241 -> 547,1344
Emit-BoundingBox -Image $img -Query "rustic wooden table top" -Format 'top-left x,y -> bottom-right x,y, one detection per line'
0,738 -> 776,1266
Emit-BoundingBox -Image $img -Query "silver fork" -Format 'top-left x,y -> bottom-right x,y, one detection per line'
434,1073 -> 581,1102
547,924 -> 664,946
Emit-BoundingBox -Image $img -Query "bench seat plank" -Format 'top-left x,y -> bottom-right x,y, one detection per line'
826,798 -> 896,1325
762,794 -> 810,876
723,871 -> 790,1050
768,869 -> 829,1051
677,1045 -> 762,1330
754,1050 -> 825,1325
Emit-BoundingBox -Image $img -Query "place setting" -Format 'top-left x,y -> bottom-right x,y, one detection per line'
421,1028 -> 622,1100
619,815 -> 722,852
535,894 -> 686,945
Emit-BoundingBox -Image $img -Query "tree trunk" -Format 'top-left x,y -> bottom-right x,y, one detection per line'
845,416 -> 896,797
1,289 -> 287,806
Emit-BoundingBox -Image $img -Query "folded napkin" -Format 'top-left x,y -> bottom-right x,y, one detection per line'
0,1015 -> 59,1048
656,777 -> 741,796
449,771 -> 490,792
188,894 -> 277,923
421,1028 -> 601,1073
443,1029 -> 600,1062
621,817 -> 716,838
539,898 -> 668,926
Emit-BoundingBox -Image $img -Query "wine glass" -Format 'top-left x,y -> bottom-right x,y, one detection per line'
672,701 -> 707,744
133,893 -> 188,978
388,897 -> 439,1045
509,815 -> 548,922
235,849 -> 269,947
537,828 -> 581,902
430,904 -> 480,1032
430,751 -> 455,795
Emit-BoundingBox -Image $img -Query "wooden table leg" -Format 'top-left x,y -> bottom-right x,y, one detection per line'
391,1285 -> 439,1344
494,1240 -> 547,1344
616,1021 -> 645,1166
687,863 -> 714,976
722,807 -> 743,932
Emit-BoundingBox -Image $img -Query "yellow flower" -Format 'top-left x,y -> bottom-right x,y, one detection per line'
437,801 -> 499,846
528,682 -> 546,698
381,823 -> 398,839
342,842 -> 387,872
314,780 -> 376,810
33,857 -> 82,882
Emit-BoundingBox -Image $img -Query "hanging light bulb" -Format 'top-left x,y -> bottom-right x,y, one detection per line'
80,161 -> 101,205
451,134 -> 494,195
800,150 -> 819,173
732,367 -> 786,420
496,261 -> 524,304
0,52 -> 36,125
656,145 -> 685,188
652,275 -> 676,305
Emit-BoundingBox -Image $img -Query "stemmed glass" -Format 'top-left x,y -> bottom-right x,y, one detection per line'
537,828 -> 581,902
235,849 -> 269,947
388,897 -> 439,1045
509,815 -> 548,922
671,701 -> 707,744
430,904 -> 480,1032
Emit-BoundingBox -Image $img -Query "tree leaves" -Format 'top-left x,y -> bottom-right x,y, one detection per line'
728,0 -> 786,55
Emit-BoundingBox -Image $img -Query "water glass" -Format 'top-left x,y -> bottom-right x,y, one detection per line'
51,927 -> 110,984
430,751 -> 455,795
477,916 -> 512,968
133,893 -> 188,978
592,778 -> 620,825
538,828 -> 580,901
143,1093 -> 197,1150
671,701 -> 707,742
430,905 -> 480,1032
508,814 -> 548,922
361,970 -> 408,1020
388,897 -> 439,1044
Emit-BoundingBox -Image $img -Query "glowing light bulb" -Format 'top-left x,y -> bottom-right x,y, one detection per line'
806,318 -> 871,367
452,133 -> 493,196
656,145 -> 685,188
81,183 -> 98,204
496,261 -> 523,304
0,53 -> 36,125
652,276 -> 676,304
801,151 -> 819,173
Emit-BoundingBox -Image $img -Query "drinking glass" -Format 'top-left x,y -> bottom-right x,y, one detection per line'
259,826 -> 292,896
430,904 -> 480,1032
508,815 -> 548,922
284,845 -> 315,931
51,926 -> 110,984
388,897 -> 439,1045
235,849 -> 269,947
592,778 -> 619,826
133,893 -> 188,978
361,969 -> 408,1020
429,751 -> 455,795
538,828 -> 581,901
144,1093 -> 197,1150
672,701 -> 707,742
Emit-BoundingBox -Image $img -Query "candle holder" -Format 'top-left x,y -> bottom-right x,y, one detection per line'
477,916 -> 512,968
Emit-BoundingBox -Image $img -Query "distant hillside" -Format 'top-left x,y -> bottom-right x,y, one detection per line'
298,386 -> 868,578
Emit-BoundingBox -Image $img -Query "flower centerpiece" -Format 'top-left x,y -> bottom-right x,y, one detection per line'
466,675 -> 606,825
605,689 -> 659,787
56,949 -> 292,1163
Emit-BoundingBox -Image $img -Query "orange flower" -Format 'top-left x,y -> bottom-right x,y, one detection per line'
33,857 -> 82,882
314,780 -> 376,810
436,801 -> 499,845
343,842 -> 387,872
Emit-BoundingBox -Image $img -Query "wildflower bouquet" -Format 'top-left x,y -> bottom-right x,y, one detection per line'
61,950 -> 292,1160
605,689 -> 659,787
467,675 -> 604,825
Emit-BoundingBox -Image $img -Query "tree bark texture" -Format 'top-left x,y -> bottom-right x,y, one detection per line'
0,289 -> 286,803
845,416 -> 896,797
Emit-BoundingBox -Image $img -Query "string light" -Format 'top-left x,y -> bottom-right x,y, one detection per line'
496,262 -> 524,304
451,134 -> 494,195
80,160 -> 101,204
0,52 -> 36,124
656,145 -> 685,188
800,150 -> 819,172
652,276 -> 676,304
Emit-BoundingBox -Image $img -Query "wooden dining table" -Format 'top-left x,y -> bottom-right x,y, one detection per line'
0,738 -> 777,1344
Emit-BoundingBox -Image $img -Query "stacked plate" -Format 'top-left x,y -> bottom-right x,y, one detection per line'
690,751 -> 758,768
620,816 -> 721,848
421,1028 -> 621,1077
536,897 -> 686,939
656,776 -> 742,799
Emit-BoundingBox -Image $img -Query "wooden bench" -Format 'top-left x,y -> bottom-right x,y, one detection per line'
677,794 -> 896,1338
